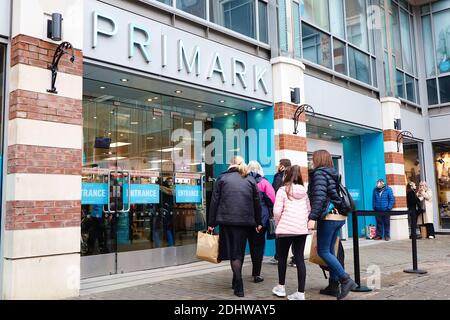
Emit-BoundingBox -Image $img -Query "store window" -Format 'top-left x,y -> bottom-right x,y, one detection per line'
177,0 -> 207,19
433,141 -> 450,230
421,2 -> 450,107
156,0 -> 172,5
403,142 -> 424,187
296,0 -> 376,88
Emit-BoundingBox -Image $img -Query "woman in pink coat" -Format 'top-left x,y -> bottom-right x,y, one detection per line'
271,165 -> 311,300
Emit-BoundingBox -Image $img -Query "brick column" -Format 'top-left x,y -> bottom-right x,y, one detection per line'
1,0 -> 83,299
381,97 -> 409,240
271,57 -> 308,182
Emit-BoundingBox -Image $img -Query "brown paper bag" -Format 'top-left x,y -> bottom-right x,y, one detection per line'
420,225 -> 427,239
309,230 -> 339,267
196,231 -> 220,264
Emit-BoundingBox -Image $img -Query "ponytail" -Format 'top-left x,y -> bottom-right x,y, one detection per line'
229,156 -> 248,177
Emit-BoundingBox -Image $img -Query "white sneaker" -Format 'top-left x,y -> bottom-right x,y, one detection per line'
268,258 -> 278,264
272,285 -> 286,297
428,236 -> 435,239
288,292 -> 305,300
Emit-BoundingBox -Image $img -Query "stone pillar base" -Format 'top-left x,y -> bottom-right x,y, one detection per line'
390,216 -> 409,240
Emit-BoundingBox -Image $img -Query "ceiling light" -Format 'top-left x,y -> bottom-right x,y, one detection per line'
329,124 -> 333,127
120,78 -> 128,82
147,136 -> 154,140
150,159 -> 170,163
99,86 -> 105,89
224,113 -> 228,116
323,132 -> 328,135
341,136 -> 345,138
260,109 -> 264,111
120,134 -> 124,137
219,100 -> 225,103
147,98 -> 153,102
197,105 -> 202,108
131,121 -> 138,125
175,90 -> 182,94
110,142 -> 131,148
251,107 -> 256,110
110,111 -> 114,114
152,117 -> 156,120
185,122 -> 192,125
108,132 -> 111,135
156,147 -> 184,152
232,114 -> 236,117
93,116 -> 97,119
104,156 -> 127,161
153,96 -> 159,100
305,119 -> 309,122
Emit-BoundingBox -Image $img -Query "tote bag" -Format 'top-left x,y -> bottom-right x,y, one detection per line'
196,231 -> 220,264
309,230 -> 339,267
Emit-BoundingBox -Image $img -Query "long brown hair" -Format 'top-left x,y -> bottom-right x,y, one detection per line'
283,165 -> 304,199
312,150 -> 334,169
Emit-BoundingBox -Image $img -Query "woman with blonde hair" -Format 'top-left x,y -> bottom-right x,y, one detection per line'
247,160 -> 276,283
208,156 -> 262,297
416,181 -> 435,239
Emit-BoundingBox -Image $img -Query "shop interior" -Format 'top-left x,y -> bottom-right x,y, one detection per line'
433,141 -> 450,230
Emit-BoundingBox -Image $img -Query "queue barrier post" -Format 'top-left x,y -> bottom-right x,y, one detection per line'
404,210 -> 427,275
350,210 -> 372,292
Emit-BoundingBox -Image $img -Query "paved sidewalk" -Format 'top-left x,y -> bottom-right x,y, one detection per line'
76,235 -> 450,300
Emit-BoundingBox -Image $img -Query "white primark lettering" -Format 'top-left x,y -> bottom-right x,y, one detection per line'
91,11 -> 268,95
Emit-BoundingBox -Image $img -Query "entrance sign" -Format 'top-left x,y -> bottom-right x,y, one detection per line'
81,183 -> 108,205
83,0 -> 273,102
124,184 -> 160,204
175,185 -> 202,203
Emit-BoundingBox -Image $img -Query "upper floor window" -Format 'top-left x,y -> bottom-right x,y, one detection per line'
151,0 -> 269,44
421,1 -> 450,106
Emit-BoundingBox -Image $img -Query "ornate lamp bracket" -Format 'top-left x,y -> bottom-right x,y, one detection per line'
293,104 -> 315,135
47,41 -> 75,94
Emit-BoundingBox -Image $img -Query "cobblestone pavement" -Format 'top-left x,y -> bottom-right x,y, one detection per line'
77,235 -> 450,300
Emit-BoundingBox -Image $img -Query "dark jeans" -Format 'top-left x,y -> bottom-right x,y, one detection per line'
317,220 -> 346,282
248,227 -> 266,277
425,223 -> 435,237
376,214 -> 390,238
277,235 -> 307,292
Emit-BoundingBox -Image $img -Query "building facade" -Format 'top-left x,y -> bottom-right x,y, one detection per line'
0,0 -> 448,299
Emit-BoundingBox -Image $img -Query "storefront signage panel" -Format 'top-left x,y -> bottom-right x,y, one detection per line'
83,0 -> 273,103
82,183 -> 108,205
123,184 -> 160,204
175,185 -> 202,203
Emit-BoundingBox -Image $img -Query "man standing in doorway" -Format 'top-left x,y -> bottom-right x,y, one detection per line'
372,179 -> 395,241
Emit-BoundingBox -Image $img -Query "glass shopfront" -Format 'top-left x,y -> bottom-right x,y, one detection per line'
433,141 -> 450,230
80,75 -> 259,278
403,140 -> 425,187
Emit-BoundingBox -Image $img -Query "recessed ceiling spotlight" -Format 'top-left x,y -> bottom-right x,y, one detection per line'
341,136 -> 345,138
93,116 -> 97,119
197,105 -> 202,108
108,132 -> 111,135
251,107 -> 256,110
153,96 -> 159,100
100,86 -> 106,89
110,111 -> 114,114
175,90 -> 183,94
219,100 -> 225,103
147,98 -> 153,102
323,132 -> 328,135
232,114 -> 236,117
224,113 -> 228,116
329,124 -> 333,127
120,133 -> 124,137
131,121 -> 139,125
153,117 -> 156,120
120,78 -> 128,82
147,136 -> 154,140
260,109 -> 264,111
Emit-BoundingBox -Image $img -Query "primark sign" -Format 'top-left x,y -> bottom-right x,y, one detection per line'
83,0 -> 273,102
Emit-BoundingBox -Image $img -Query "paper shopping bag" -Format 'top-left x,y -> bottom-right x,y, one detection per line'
309,230 -> 339,267
196,231 -> 220,264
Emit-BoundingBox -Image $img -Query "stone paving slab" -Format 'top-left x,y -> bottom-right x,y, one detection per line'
75,236 -> 450,300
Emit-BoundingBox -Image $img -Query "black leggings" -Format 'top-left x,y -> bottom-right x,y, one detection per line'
248,227 -> 266,276
277,235 -> 307,293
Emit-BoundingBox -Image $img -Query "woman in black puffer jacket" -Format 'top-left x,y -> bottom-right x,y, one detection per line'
208,156 -> 262,298
307,150 -> 357,300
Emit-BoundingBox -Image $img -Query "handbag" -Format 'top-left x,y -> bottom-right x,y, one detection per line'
196,231 -> 221,264
309,230 -> 339,267
266,217 -> 276,240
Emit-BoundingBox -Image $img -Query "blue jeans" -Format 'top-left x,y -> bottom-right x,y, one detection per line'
317,220 -> 346,281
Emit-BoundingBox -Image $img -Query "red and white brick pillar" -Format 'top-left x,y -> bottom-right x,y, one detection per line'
381,97 -> 409,240
1,0 -> 83,299
271,57 -> 311,253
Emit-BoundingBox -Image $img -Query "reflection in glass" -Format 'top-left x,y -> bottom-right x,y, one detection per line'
177,0 -> 206,19
439,76 -> 450,103
422,15 -> 435,77
432,141 -> 450,229
210,0 -> 255,39
345,0 -> 368,51
258,1 -> 268,43
329,0 -> 345,38
391,3 -> 403,70
427,79 -> 439,105
333,39 -> 347,75
302,22 -> 332,69
348,47 -> 370,85
156,0 -> 172,5
300,0 -> 329,31
293,1 -> 301,58
399,8 -> 413,74
433,9 -> 450,75
405,74 -> 415,103
396,70 -> 405,99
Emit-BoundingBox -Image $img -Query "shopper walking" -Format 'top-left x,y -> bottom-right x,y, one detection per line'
208,156 -> 262,297
247,161 -> 275,283
417,181 -> 436,239
372,178 -> 395,241
406,182 -> 420,239
269,159 -> 291,265
271,165 -> 310,300
307,150 -> 357,300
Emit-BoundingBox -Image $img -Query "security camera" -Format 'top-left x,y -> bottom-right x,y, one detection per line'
47,13 -> 63,41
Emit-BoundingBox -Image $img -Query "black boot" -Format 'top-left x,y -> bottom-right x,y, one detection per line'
234,278 -> 244,297
337,274 -> 357,300
319,279 -> 339,297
